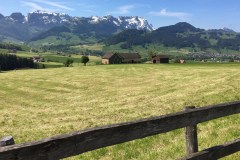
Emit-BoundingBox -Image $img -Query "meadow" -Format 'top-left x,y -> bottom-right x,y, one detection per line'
0,63 -> 239,159
15,52 -> 102,67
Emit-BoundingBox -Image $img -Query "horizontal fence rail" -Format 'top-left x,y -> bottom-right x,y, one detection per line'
0,101 -> 239,160
181,138 -> 240,160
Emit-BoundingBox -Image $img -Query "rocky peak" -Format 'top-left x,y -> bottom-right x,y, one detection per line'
9,12 -> 25,23
118,16 -> 153,31
0,11 -> 154,42
27,10 -> 70,28
88,15 -> 153,31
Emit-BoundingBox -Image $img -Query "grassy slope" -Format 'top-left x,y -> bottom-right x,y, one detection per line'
0,64 -> 239,159
28,32 -> 98,48
103,44 -> 195,58
71,44 -> 104,51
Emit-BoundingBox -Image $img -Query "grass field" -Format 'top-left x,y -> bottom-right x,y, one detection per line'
0,63 -> 239,159
71,44 -> 104,51
15,52 -> 102,67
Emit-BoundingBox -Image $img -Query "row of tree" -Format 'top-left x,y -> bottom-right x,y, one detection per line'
0,54 -> 34,71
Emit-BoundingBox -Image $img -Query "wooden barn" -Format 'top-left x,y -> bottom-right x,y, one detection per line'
152,55 -> 169,64
102,52 -> 141,64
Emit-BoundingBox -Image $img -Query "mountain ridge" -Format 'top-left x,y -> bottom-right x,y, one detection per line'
105,22 -> 240,52
0,10 -> 153,42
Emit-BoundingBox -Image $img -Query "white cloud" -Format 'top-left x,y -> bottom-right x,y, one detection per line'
32,0 -> 74,11
21,1 -> 54,12
149,9 -> 191,21
110,5 -> 136,14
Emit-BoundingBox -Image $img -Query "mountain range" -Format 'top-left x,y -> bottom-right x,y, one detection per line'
105,22 -> 240,52
0,11 -> 153,42
1,11 -> 240,54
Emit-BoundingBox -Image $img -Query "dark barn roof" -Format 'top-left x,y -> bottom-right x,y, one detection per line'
152,55 -> 169,59
117,53 -> 141,60
102,52 -> 114,59
102,52 -> 141,60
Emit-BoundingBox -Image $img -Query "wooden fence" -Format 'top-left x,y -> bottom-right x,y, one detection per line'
0,101 -> 239,160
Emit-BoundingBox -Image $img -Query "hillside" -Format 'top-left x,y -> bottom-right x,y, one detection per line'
0,42 -> 30,53
105,22 -> 240,53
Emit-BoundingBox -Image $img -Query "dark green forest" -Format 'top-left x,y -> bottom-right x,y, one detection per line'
0,54 -> 34,71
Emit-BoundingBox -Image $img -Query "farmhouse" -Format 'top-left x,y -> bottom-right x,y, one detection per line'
102,52 -> 141,64
152,55 -> 169,63
32,56 -> 44,62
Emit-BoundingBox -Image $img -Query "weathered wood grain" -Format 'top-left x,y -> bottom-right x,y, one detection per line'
180,138 -> 240,160
0,101 -> 239,160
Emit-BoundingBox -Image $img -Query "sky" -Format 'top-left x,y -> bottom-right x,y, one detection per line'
1,0 -> 240,31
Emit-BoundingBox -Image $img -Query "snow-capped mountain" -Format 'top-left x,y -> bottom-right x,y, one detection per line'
27,10 -> 71,27
0,11 -> 153,41
1,11 -> 153,30
88,15 -> 153,31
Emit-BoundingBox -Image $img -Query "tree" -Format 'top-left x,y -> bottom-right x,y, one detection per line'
81,56 -> 89,66
147,49 -> 156,60
64,58 -> 73,67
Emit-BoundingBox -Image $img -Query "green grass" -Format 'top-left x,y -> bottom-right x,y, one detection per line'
14,52 -> 102,67
0,63 -> 239,159
103,43 -> 192,57
42,54 -> 101,66
28,32 -> 99,48
71,43 -> 104,51
28,34 -> 81,48
0,48 -> 8,54
103,43 -> 240,57
103,43 -> 196,58
0,36 -> 24,44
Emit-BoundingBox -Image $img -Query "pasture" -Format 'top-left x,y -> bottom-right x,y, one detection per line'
0,63 -> 239,159
15,52 -> 102,67
71,44 -> 104,51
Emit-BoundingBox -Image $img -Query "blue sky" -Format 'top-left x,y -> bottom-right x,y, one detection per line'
1,0 -> 240,31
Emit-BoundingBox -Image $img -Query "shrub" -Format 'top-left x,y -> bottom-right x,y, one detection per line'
64,58 -> 74,67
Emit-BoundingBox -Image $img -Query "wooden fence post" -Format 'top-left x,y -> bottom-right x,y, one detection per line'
0,136 -> 15,147
185,106 -> 198,157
